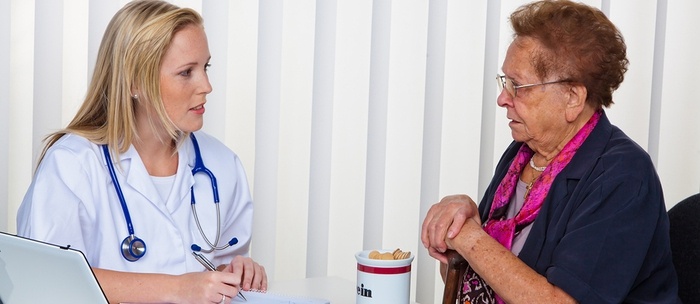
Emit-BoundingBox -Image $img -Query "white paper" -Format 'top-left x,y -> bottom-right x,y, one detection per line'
231,290 -> 330,304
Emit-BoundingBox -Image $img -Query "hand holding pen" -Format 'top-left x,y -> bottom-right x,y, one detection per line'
192,251 -> 247,301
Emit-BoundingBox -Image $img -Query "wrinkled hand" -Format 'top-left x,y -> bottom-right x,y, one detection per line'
421,194 -> 481,264
221,255 -> 267,292
174,271 -> 242,304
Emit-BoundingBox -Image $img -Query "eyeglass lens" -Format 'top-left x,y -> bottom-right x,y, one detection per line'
496,75 -> 515,97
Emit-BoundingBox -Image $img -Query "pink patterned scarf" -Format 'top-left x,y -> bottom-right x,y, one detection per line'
459,110 -> 601,304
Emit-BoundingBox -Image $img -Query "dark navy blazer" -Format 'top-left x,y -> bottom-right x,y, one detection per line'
478,112 -> 681,303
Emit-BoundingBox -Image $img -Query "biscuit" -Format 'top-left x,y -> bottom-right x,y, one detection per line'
380,252 -> 394,260
368,248 -> 411,260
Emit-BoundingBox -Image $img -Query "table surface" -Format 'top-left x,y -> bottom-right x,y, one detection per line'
268,276 -> 420,304
268,276 -> 354,303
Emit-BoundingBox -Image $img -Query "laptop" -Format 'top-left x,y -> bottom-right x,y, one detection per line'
0,231 -> 108,304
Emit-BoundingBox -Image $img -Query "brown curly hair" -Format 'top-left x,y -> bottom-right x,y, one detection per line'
510,0 -> 628,108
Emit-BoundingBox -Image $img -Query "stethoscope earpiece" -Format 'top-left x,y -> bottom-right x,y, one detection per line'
121,235 -> 147,262
191,237 -> 238,253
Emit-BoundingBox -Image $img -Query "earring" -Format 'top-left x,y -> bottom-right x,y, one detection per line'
132,94 -> 138,100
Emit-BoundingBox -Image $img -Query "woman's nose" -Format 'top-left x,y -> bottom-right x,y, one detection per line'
496,89 -> 512,108
201,74 -> 213,94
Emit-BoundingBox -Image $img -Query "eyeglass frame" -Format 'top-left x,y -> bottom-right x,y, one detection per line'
496,74 -> 572,98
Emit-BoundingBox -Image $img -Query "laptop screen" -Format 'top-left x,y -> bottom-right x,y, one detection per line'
0,232 -> 108,303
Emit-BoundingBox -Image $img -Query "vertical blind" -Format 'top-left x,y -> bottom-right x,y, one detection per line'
3,0 -> 699,302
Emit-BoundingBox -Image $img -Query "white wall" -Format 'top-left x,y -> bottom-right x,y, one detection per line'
3,0 -> 699,303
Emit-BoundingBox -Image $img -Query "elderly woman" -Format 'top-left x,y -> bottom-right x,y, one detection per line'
421,1 -> 680,303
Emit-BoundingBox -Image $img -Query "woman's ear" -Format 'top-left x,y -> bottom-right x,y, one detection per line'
130,85 -> 140,100
564,84 -> 587,122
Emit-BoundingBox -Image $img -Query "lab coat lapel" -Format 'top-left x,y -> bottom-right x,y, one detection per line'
119,147 -> 165,212
175,139 -> 196,205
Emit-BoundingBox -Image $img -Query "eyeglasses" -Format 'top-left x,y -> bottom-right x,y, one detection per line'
496,74 -> 571,98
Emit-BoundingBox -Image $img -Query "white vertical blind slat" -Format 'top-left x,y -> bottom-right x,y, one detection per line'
326,0 -> 372,280
648,0 -> 667,167
224,0 -> 258,183
252,0 -> 283,279
440,0 -> 487,199
479,0 -> 504,200
62,0 -> 89,128
275,0 -> 315,280
605,1 -> 658,151
202,0 -> 230,139
306,0 -> 336,279
363,0 -> 391,250
87,0 -> 120,78
383,1 -> 429,300
7,0 -> 36,234
0,0 -> 10,232
417,0 -> 447,302
658,0 -> 700,204
33,0 -> 63,155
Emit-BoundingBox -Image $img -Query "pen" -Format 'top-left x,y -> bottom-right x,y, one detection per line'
192,251 -> 247,301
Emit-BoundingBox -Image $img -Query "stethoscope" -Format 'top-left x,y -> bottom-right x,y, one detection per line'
102,133 -> 238,262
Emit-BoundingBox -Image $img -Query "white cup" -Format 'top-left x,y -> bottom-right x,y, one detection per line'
355,249 -> 414,304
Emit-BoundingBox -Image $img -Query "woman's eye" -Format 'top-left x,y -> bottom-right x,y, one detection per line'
179,69 -> 192,77
205,63 -> 211,72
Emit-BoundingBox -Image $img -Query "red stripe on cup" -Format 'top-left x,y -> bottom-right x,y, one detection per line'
357,264 -> 411,275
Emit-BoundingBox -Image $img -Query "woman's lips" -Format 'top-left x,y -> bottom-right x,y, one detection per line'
190,104 -> 205,114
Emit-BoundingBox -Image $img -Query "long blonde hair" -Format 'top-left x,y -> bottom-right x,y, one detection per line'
37,0 -> 203,166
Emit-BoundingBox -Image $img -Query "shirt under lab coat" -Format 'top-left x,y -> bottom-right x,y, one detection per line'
17,131 -> 253,274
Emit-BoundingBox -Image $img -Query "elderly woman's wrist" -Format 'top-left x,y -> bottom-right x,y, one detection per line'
450,218 -> 486,253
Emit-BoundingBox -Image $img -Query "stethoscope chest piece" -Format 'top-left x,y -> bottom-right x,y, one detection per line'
121,235 -> 146,262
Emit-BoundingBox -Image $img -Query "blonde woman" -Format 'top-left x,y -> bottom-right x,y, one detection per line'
17,1 -> 266,303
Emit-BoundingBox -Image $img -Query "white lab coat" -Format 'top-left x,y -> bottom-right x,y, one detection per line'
17,131 -> 253,274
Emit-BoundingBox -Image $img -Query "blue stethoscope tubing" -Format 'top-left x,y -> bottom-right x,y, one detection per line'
188,134 -> 238,253
102,144 -> 147,261
102,133 -> 237,262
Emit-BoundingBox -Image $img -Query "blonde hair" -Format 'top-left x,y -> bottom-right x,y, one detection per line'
37,0 -> 203,166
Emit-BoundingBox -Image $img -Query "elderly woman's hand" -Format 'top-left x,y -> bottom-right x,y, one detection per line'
421,195 -> 481,264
